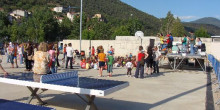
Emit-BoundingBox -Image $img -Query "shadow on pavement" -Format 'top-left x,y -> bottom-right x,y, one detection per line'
13,82 -> 208,110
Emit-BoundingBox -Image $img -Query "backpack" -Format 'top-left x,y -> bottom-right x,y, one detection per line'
139,53 -> 145,65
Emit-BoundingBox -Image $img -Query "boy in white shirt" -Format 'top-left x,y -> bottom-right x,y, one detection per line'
126,58 -> 133,77
66,43 -> 74,69
153,46 -> 161,74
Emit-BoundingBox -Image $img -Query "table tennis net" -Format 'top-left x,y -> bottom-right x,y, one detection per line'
40,71 -> 78,83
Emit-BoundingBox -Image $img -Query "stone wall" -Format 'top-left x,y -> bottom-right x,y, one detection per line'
209,43 -> 220,61
63,36 -> 218,58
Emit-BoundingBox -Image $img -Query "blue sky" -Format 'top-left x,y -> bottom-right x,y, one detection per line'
120,0 -> 220,22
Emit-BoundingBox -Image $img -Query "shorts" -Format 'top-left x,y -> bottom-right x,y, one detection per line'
146,59 -> 153,68
99,61 -> 105,68
147,62 -> 153,68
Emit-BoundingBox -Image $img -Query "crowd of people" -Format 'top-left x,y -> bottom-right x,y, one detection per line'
1,42 -> 60,77
74,44 -> 162,78
158,31 -> 203,54
0,31 -> 205,78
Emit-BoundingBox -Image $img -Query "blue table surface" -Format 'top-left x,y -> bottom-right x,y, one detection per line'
0,73 -> 127,90
0,99 -> 54,110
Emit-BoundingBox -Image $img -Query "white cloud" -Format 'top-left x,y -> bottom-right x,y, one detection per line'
174,15 -> 198,20
215,15 -> 220,19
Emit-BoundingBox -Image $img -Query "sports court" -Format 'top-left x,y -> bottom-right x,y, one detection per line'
0,56 -> 208,110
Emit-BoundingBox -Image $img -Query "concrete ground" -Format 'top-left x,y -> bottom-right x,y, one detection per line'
0,55 -> 208,110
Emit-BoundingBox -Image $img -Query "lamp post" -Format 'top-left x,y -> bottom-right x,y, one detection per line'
79,0 -> 83,53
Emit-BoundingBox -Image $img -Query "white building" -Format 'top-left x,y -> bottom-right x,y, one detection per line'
11,10 -> 28,17
67,12 -> 75,22
56,17 -> 64,23
53,7 -> 63,13
92,14 -> 104,21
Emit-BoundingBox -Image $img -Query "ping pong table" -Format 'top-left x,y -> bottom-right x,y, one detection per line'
0,71 -> 129,110
0,99 -> 55,110
167,53 -> 207,72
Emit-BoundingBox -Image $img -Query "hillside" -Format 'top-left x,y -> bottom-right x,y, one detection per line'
1,0 -> 219,38
191,17 -> 220,27
0,0 -> 161,36
183,23 -> 220,36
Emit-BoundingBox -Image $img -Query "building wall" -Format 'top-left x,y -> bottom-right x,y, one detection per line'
12,10 -> 27,17
63,36 -> 218,58
53,7 -> 63,12
209,43 -> 220,61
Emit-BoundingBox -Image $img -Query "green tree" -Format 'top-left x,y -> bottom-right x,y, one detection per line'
127,18 -> 143,35
111,26 -> 130,39
161,11 -> 175,34
171,17 -> 185,37
0,12 -> 10,41
195,27 -> 210,38
59,17 -> 73,40
82,29 -> 95,40
10,22 -> 19,42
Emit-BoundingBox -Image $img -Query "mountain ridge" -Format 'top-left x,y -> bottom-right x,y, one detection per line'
190,17 -> 220,27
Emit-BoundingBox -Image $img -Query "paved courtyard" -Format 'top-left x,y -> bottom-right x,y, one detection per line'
0,56 -> 208,110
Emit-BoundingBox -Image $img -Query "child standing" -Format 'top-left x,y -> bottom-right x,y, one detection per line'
98,49 -> 106,77
107,51 -> 114,77
126,58 -> 133,77
153,46 -> 161,74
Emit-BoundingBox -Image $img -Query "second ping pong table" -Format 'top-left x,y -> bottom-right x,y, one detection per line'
0,71 -> 129,110
167,53 -> 207,72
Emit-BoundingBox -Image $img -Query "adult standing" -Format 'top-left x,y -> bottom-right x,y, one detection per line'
91,46 -> 95,56
167,33 -> 173,53
25,42 -> 34,71
89,47 -> 91,58
18,44 -> 24,65
6,44 -> 10,63
153,46 -> 161,74
159,33 -> 165,50
62,44 -> 67,64
188,31 -> 196,54
145,46 -> 154,75
66,43 -> 74,69
134,46 -> 145,79
110,46 -> 114,55
8,42 -> 14,68
181,34 -> 187,53
33,42 -> 51,82
48,44 -> 56,73
0,52 -> 8,77
54,43 -> 60,67
13,43 -> 19,68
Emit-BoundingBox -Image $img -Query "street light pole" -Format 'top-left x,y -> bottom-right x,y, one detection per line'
80,0 -> 83,53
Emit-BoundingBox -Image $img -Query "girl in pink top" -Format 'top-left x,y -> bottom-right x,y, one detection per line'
48,44 -> 56,73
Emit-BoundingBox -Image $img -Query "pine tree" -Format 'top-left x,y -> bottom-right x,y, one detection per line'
172,17 -> 185,37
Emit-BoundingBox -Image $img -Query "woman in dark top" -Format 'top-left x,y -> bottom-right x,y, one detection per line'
25,42 -> 34,71
145,46 -> 153,75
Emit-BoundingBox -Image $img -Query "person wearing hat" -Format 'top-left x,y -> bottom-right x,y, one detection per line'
107,51 -> 114,77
